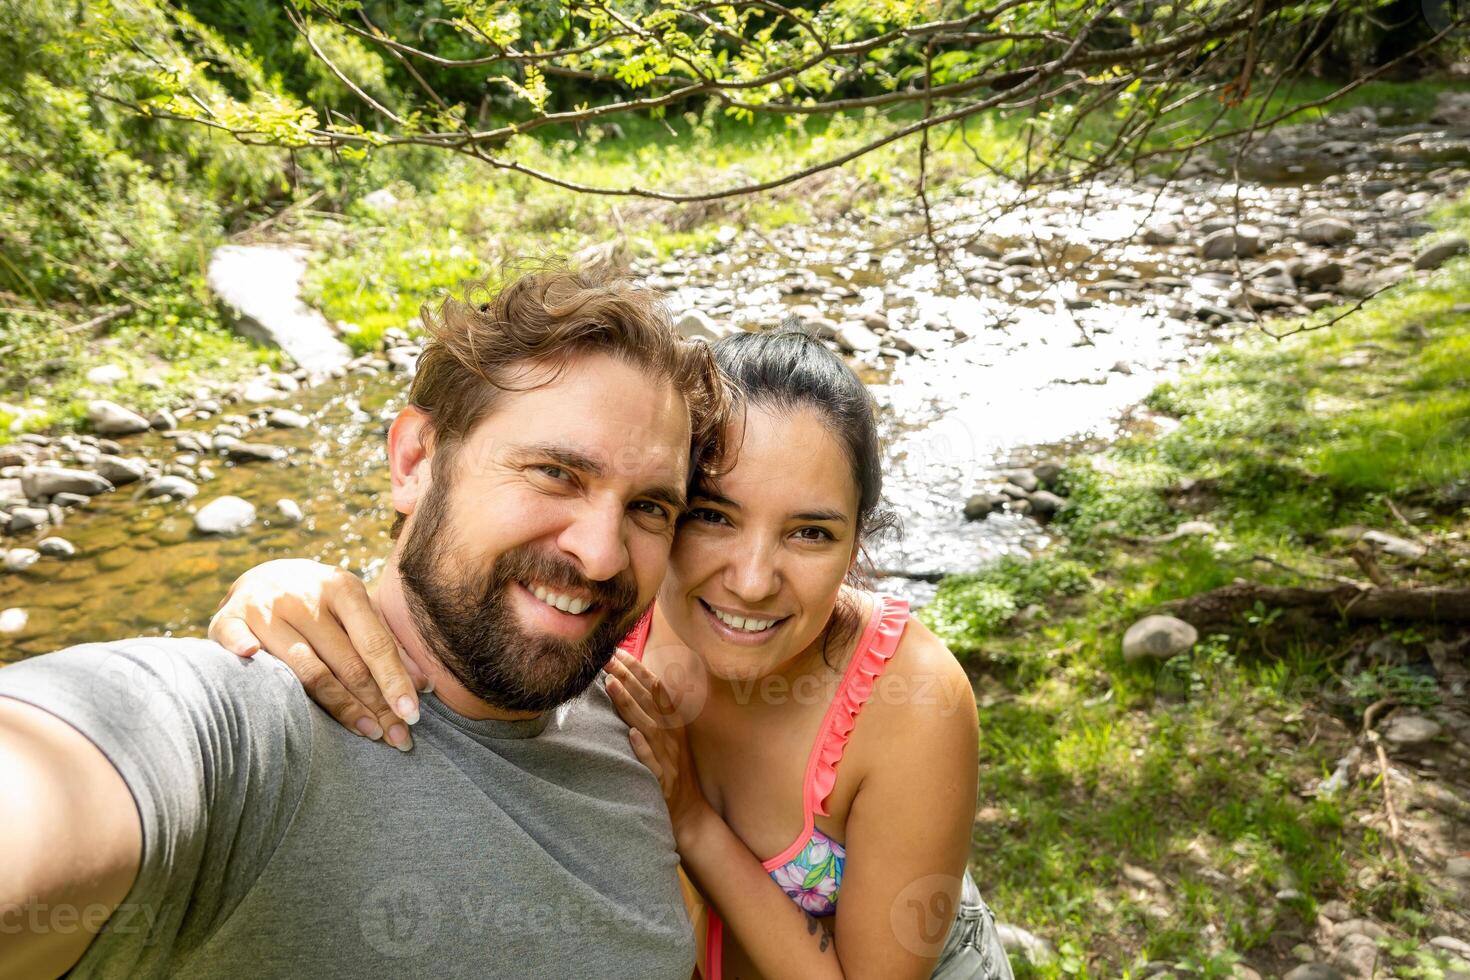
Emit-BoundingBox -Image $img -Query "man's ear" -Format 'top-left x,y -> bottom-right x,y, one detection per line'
388,406 -> 434,518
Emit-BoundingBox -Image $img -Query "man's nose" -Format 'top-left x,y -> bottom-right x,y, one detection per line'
724,537 -> 780,604
555,498 -> 630,584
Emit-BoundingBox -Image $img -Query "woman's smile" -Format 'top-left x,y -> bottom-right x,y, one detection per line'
697,597 -> 790,644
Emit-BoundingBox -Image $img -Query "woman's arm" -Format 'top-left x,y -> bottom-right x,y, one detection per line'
606,643 -> 979,980
207,559 -> 427,750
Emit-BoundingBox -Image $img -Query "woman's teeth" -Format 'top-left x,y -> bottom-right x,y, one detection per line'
710,606 -> 776,633
529,583 -> 590,615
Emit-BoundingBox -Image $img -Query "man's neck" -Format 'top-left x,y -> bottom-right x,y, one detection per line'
373,562 -> 543,723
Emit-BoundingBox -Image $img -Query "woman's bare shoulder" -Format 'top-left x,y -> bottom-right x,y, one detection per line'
857,599 -> 977,740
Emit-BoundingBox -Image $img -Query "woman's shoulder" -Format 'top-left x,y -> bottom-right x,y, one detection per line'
850,590 -> 977,733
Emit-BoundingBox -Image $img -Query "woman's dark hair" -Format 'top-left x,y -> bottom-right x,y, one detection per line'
707,326 -> 898,661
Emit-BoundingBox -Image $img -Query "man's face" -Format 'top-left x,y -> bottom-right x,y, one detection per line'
394,353 -> 691,712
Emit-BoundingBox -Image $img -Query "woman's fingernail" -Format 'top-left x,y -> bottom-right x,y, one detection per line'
356,717 -> 384,740
388,724 -> 413,752
396,696 -> 420,726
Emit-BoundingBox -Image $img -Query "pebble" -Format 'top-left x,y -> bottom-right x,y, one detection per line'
224,442 -> 287,463
86,399 -> 151,436
1380,712 -> 1442,748
963,493 -> 1006,520
92,454 -> 148,486
20,466 -> 114,499
1122,615 -> 1199,662
8,507 -> 51,533
267,409 -> 310,429
1201,226 -> 1261,259
149,408 -> 178,430
275,498 -> 304,524
194,496 -> 257,535
50,492 -> 90,509
4,548 -> 40,572
36,536 -> 75,558
142,476 -> 199,501
1283,965 -> 1347,980
1413,235 -> 1468,270
0,607 -> 27,633
1299,216 -> 1355,244
1028,490 -> 1067,518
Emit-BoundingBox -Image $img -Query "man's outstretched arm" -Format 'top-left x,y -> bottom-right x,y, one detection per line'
0,697 -> 142,980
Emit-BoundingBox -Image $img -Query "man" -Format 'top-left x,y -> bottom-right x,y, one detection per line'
0,268 -> 728,978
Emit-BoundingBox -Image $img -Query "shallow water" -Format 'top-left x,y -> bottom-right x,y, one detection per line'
3,139 -> 1466,655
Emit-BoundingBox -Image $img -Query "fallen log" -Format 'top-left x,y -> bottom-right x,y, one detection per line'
1159,582 -> 1470,627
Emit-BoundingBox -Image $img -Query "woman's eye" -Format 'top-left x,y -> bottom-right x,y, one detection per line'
688,507 -> 728,526
794,526 -> 835,542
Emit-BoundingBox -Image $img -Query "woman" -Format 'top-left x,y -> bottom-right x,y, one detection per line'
208,329 -> 1013,980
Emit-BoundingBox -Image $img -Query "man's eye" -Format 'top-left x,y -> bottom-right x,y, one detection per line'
631,500 -> 670,520
536,465 -> 572,482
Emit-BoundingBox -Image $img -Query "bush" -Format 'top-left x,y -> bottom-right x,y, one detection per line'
919,553 -> 1092,655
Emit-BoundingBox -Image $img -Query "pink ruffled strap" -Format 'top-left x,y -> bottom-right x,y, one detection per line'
616,606 -> 655,662
806,593 -> 909,819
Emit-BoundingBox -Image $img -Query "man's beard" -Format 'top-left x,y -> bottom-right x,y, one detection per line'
397,474 -> 645,713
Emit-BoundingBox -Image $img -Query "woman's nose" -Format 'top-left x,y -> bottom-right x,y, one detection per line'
723,538 -> 780,603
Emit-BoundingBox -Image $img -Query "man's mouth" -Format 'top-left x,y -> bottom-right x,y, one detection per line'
522,580 -> 596,616
699,598 -> 787,636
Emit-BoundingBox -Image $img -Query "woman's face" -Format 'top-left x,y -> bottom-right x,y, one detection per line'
659,403 -> 861,683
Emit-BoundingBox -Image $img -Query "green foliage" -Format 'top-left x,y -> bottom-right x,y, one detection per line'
920,554 -> 1092,655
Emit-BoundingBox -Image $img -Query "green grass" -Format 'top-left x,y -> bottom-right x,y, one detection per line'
947,196 -> 1470,976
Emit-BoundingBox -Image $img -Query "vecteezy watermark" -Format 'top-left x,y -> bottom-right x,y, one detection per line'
0,898 -> 162,936
889,873 -> 963,958
357,875 -> 690,959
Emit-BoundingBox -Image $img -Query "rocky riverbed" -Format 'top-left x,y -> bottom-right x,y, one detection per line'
3,105 -> 1470,655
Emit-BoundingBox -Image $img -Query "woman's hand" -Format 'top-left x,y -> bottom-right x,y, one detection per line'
207,559 -> 427,750
604,650 -> 714,844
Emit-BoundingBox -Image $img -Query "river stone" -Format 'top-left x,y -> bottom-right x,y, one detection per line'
143,476 -> 199,501
224,442 -> 287,463
20,466 -> 113,499
1284,965 -> 1348,980
240,377 -> 287,403
1299,216 -> 1355,245
51,492 -> 90,509
1004,469 -> 1039,493
1001,249 -> 1040,266
36,536 -> 75,558
207,245 -> 353,376
834,321 -> 882,353
1359,529 -> 1426,559
1123,615 -> 1198,662
1301,260 -> 1344,286
0,444 -> 37,467
0,607 -> 27,633
385,347 -> 420,375
149,408 -> 178,430
195,495 -> 256,535
1380,712 -> 1443,748
674,310 -> 729,341
963,493 -> 1006,521
85,364 -> 127,385
275,498 -> 304,524
1414,236 -> 1468,270
4,548 -> 40,572
87,399 -> 151,435
995,923 -> 1052,964
267,409 -> 310,429
93,454 -> 148,486
1033,461 -> 1064,487
1200,226 -> 1261,260
1029,490 -> 1067,518
8,507 -> 51,533
1303,293 -> 1337,310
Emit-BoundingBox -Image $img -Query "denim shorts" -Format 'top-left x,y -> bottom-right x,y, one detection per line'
931,871 -> 1015,980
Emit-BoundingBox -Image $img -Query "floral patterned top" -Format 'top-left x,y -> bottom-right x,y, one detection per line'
617,594 -> 910,979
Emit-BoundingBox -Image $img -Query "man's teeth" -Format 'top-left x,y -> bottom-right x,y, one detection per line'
529,584 -> 590,615
710,607 -> 776,633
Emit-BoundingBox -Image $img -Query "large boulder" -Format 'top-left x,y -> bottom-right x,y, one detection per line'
1122,615 -> 1198,662
207,245 -> 353,376
87,400 -> 150,436
20,466 -> 113,499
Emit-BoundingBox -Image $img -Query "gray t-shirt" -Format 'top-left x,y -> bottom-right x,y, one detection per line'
0,637 -> 693,979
